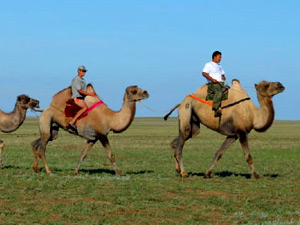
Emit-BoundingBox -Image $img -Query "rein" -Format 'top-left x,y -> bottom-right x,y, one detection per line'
138,101 -> 170,114
30,108 -> 44,118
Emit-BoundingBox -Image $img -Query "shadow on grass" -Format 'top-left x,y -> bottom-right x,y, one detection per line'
188,170 -> 279,179
126,170 -> 154,175
78,168 -> 116,175
77,169 -> 154,175
1,165 -> 22,169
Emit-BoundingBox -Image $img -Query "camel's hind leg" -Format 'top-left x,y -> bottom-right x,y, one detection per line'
205,136 -> 237,178
171,98 -> 197,178
0,140 -> 5,169
238,132 -> 259,179
99,135 -> 122,176
32,137 -> 52,173
74,140 -> 96,175
31,138 -> 42,172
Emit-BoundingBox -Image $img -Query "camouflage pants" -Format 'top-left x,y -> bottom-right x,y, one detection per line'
207,83 -> 224,111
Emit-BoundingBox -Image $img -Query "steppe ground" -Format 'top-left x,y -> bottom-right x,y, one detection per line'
0,117 -> 299,224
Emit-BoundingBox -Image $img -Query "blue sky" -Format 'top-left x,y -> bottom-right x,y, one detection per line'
0,0 -> 299,120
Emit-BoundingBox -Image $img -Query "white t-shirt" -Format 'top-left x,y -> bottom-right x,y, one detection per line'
202,61 -> 225,83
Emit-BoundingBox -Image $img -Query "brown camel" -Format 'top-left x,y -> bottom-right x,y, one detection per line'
31,84 -> 149,175
0,95 -> 39,168
164,79 -> 285,179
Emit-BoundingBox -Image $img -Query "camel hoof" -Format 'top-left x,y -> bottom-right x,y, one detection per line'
204,173 -> 212,179
116,172 -> 126,176
74,171 -> 79,175
1,165 -> 4,169
175,168 -> 181,174
33,166 -> 39,173
253,173 -> 260,179
181,172 -> 189,178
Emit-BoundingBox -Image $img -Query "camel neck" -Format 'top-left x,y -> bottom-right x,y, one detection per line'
253,95 -> 275,132
109,94 -> 136,133
0,103 -> 27,133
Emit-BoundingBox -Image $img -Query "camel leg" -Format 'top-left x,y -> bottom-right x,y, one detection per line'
171,135 -> 188,177
32,111 -> 53,173
205,136 -> 237,178
238,132 -> 259,179
171,99 -> 195,178
99,135 -> 122,176
74,140 -> 96,175
31,138 -> 42,172
37,139 -> 52,173
0,140 -> 5,169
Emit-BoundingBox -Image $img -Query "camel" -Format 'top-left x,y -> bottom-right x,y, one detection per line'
164,79 -> 285,179
31,84 -> 149,175
0,95 -> 39,168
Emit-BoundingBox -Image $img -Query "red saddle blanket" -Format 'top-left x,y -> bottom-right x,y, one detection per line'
64,99 -> 104,120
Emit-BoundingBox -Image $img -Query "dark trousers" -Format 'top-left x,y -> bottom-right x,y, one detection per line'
207,83 -> 224,111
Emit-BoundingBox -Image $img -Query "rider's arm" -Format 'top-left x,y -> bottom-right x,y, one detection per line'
78,89 -> 96,97
202,72 -> 218,83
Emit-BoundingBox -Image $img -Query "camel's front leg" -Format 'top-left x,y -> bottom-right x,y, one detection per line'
205,136 -> 237,178
0,140 -> 5,169
238,132 -> 259,179
74,140 -> 95,175
99,135 -> 122,176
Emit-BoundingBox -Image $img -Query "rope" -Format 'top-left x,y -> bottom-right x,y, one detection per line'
30,108 -> 43,118
138,101 -> 170,114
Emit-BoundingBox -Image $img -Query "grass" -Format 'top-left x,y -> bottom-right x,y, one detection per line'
0,117 -> 299,224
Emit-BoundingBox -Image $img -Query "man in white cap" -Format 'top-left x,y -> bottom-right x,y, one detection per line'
68,65 -> 96,131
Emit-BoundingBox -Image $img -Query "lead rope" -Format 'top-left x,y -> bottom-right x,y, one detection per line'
138,101 -> 170,114
30,108 -> 43,118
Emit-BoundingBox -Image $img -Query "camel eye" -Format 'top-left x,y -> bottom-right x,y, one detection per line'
131,90 -> 137,95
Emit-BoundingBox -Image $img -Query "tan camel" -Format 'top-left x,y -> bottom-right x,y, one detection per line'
31,84 -> 149,175
164,79 -> 285,179
0,95 -> 39,168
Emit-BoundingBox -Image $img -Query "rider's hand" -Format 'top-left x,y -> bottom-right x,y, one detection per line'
212,79 -> 218,84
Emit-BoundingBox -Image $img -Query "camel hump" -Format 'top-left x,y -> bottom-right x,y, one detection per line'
231,79 -> 242,89
86,83 -> 95,93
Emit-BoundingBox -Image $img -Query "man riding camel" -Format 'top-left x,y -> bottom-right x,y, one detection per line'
68,65 -> 96,131
202,51 -> 227,117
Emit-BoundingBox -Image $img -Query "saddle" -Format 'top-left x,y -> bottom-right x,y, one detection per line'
205,84 -> 230,101
64,99 -> 81,118
64,99 -> 104,120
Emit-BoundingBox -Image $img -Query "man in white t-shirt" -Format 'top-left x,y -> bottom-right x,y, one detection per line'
202,51 -> 227,117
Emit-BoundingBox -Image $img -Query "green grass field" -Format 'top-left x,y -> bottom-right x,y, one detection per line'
0,117 -> 299,225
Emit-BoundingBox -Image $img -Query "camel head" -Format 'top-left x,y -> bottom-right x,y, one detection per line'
255,81 -> 285,98
17,94 -> 40,110
125,86 -> 149,102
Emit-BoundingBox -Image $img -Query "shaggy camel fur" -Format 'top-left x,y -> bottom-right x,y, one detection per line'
165,80 -> 285,179
0,95 -> 39,168
32,85 -> 149,175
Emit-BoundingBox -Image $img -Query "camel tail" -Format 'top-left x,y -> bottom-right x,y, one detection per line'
164,104 -> 180,120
